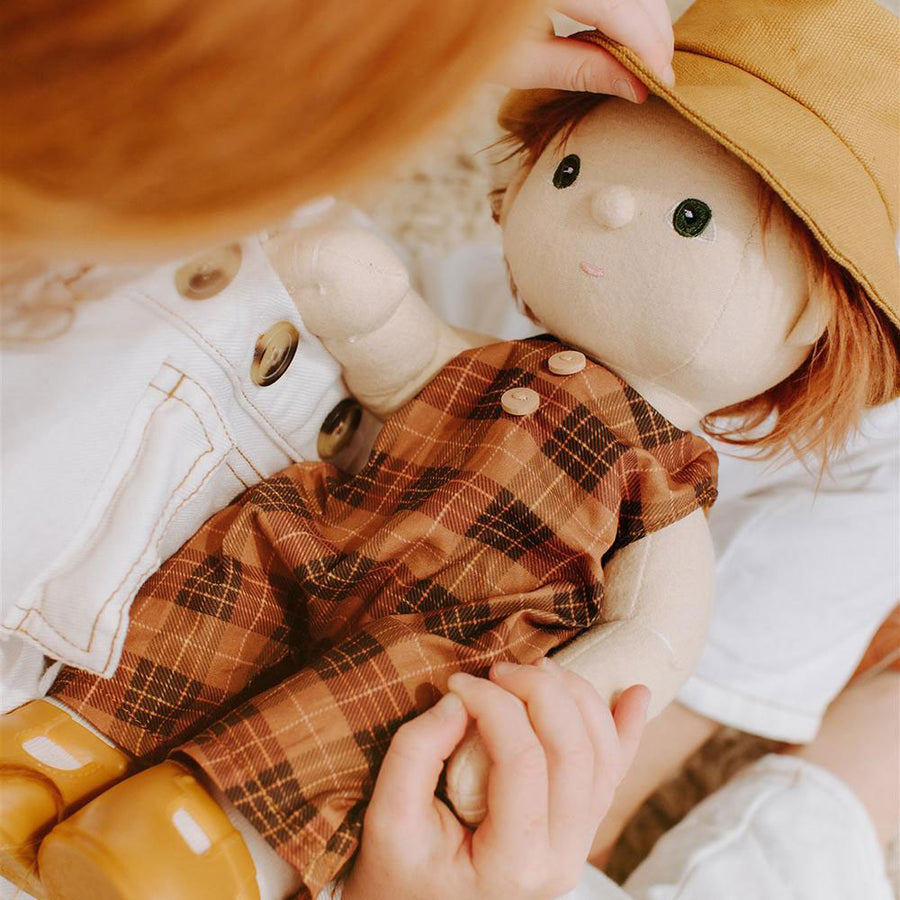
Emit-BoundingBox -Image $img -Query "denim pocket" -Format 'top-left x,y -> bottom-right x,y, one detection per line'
4,360 -> 253,676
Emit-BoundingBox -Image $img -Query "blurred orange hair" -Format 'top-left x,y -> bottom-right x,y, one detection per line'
493,92 -> 900,466
0,0 -> 538,257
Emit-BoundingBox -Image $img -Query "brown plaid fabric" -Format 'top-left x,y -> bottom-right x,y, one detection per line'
52,336 -> 717,897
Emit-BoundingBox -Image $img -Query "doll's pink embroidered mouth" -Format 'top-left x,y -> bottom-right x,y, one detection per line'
580,261 -> 605,277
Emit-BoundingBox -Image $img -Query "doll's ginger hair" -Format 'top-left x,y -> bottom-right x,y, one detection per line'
494,93 -> 900,466
0,0 -> 538,257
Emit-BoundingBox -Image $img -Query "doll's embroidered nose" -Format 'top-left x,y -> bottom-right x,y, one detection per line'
591,186 -> 634,229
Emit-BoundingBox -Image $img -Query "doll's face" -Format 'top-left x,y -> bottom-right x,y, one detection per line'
502,98 -> 825,425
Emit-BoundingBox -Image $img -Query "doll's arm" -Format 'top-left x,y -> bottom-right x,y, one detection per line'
552,508 -> 715,716
445,509 -> 714,824
265,226 -> 488,417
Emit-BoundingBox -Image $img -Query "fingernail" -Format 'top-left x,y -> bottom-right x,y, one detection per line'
612,78 -> 639,103
660,64 -> 675,87
447,672 -> 475,691
535,656 -> 560,671
491,661 -> 517,677
434,692 -> 464,719
635,684 -> 652,713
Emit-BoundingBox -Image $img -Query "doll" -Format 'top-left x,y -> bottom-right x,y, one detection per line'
1,1 -> 897,898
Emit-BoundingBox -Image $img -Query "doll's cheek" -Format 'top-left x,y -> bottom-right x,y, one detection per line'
662,232 -> 814,406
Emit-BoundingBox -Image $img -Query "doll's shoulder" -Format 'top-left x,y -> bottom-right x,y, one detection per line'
443,333 -> 557,368
422,334 -> 718,494
612,381 -> 719,494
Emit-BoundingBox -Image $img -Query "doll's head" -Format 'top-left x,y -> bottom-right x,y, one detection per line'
495,93 -> 899,463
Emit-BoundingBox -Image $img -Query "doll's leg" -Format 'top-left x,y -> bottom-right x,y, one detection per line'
48,466 -> 326,760
40,605 -> 567,900
0,465 -> 326,894
177,607 -> 562,898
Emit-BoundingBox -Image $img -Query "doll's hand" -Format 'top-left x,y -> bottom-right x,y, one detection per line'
492,0 -> 674,99
344,660 -> 649,900
266,226 -> 411,341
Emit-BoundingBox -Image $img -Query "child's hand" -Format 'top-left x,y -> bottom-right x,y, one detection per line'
344,660 -> 650,900
492,0 -> 675,100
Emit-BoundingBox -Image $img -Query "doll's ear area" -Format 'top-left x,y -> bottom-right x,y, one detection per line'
786,275 -> 831,347
489,151 -> 530,227
490,91 -> 605,226
490,165 -> 531,228
757,183 -> 832,347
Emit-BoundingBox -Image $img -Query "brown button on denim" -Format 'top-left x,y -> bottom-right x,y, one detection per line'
251,322 -> 300,386
317,399 -> 363,460
548,350 -> 586,375
501,387 -> 540,416
175,244 -> 243,300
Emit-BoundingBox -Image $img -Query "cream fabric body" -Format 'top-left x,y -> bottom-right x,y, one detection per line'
425,243 -> 900,745
266,224 -> 716,822
435,88 -> 858,808
553,509 -> 715,718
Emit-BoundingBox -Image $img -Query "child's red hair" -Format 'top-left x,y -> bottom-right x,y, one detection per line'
0,0 -> 539,257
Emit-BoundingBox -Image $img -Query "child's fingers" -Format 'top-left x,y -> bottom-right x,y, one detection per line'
500,36 -> 649,100
532,658 -> 626,814
488,662 -> 595,857
367,692 -> 468,832
557,0 -> 675,83
612,684 -> 651,773
637,0 -> 676,53
446,672 -> 549,856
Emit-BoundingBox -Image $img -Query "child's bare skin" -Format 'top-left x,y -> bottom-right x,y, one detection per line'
788,671 -> 899,846
491,0 -> 674,97
589,701 -> 717,867
590,670 -> 900,868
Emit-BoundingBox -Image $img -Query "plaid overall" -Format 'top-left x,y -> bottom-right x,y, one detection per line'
52,336 -> 717,896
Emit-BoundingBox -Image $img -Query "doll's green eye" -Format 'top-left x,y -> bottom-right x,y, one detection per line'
552,154 -> 581,189
672,199 -> 712,237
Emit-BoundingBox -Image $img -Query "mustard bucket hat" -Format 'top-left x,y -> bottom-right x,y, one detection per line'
500,0 -> 900,332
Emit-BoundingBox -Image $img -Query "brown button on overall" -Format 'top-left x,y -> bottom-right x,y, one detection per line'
174,244 -> 243,300
250,322 -> 300,386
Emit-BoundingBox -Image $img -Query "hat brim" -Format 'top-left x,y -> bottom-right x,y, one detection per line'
502,33 -> 899,332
